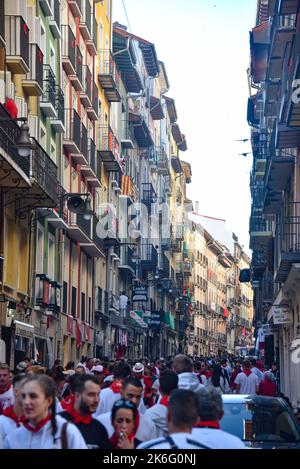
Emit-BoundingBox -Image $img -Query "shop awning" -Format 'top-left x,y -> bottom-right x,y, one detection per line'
161,311 -> 176,330
14,320 -> 34,339
129,310 -> 148,329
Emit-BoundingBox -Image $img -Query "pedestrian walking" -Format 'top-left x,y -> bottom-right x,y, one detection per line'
95,377 -> 156,443
0,374 -> 27,441
192,387 -> 246,449
258,371 -> 277,397
144,370 -> 178,437
210,364 -> 231,394
3,375 -> 87,449
234,360 -> 259,395
137,389 -> 210,449
172,355 -> 205,396
94,362 -> 131,416
0,364 -> 15,413
59,374 -> 109,449
107,399 -> 139,449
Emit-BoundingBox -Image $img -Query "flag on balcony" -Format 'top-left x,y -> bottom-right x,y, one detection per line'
122,175 -> 137,201
67,315 -> 74,336
76,320 -> 83,347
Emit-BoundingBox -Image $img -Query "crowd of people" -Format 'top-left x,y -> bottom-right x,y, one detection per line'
0,354 -> 295,449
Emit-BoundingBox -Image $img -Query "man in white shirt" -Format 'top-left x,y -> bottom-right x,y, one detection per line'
249,359 -> 264,383
144,370 -> 178,437
172,355 -> 205,396
96,377 -> 156,443
0,374 -> 26,441
137,389 -> 209,449
235,360 -> 259,395
0,364 -> 14,412
192,387 -> 246,449
94,362 -> 131,416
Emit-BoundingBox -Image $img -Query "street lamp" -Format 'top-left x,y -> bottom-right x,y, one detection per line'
0,117 -> 37,157
64,192 -> 93,221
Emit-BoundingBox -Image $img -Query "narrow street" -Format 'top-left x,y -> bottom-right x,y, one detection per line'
0,0 -> 299,454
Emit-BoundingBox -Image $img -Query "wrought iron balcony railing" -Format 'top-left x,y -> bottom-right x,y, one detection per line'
5,15 -> 30,74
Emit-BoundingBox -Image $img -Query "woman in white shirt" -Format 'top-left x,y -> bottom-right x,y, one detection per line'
4,375 -> 86,449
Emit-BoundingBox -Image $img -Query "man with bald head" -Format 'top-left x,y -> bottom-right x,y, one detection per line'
172,355 -> 204,396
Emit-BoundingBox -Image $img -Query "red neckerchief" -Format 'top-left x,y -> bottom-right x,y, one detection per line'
2,405 -> 25,426
243,369 -> 252,377
61,395 -> 75,411
110,380 -> 123,394
23,415 -> 51,433
109,411 -> 140,449
194,420 -> 220,429
0,384 -> 12,395
65,403 -> 93,425
159,395 -> 169,408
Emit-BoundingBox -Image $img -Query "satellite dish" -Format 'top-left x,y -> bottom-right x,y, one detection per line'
67,196 -> 85,214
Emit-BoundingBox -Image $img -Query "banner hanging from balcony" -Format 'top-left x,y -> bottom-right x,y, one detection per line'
132,286 -> 148,303
76,320 -> 83,347
67,315 -> 74,336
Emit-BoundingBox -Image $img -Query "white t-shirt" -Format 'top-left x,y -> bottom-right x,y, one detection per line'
235,372 -> 259,395
144,403 -> 168,437
0,414 -> 19,441
192,428 -> 246,449
96,410 -> 157,442
4,415 -> 87,449
0,386 -> 14,411
94,388 -> 120,416
137,432 -> 211,449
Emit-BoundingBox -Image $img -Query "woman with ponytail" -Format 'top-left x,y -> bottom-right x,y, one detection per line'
3,375 -> 87,449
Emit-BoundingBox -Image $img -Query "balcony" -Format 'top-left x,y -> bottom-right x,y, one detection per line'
98,126 -> 122,172
278,0 -> 300,15
268,13 -> 296,80
129,107 -> 153,148
263,188 -> 283,215
98,50 -> 121,102
63,109 -> 88,164
249,217 -> 273,249
67,212 -> 92,244
160,251 -> 170,278
61,25 -> 76,76
79,0 -> 92,41
119,246 -> 136,275
70,46 -> 83,91
49,0 -> 61,39
275,205 -> 300,282
68,0 -> 82,18
87,81 -> 99,121
79,65 -> 92,108
165,175 -> 173,197
81,215 -> 104,258
275,123 -> 300,149
51,87 -> 65,133
86,15 -> 97,56
22,44 -> 43,96
264,148 -> 295,191
81,139 -> 101,187
0,0 -> 4,47
140,244 -> 158,273
41,65 -> 56,117
113,27 -> 143,93
39,0 -> 52,16
150,96 -> 164,120
156,147 -> 169,175
5,16 -> 29,74
30,138 -> 59,207
141,182 -> 157,209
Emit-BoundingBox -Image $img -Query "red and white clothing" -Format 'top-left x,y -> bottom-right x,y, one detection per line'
0,386 -> 14,412
0,406 -> 24,440
192,422 -> 246,449
3,414 -> 87,449
143,395 -> 169,437
96,409 -> 156,442
234,370 -> 259,395
94,380 -> 123,416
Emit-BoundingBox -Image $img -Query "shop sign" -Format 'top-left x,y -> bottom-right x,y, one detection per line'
132,286 -> 148,303
129,310 -> 148,329
14,320 -> 34,339
262,324 -> 277,335
148,311 -> 161,329
273,307 -> 293,325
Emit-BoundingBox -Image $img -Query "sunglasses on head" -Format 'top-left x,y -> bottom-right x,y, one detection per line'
114,399 -> 136,410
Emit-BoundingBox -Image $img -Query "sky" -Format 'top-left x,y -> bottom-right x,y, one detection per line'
112,0 -> 258,253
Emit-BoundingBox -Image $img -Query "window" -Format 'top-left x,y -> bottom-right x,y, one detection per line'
106,0 -> 111,20
36,224 -> 44,274
81,292 -> 86,322
40,22 -> 46,57
88,297 -> 91,324
50,46 -> 55,75
40,124 -> 46,150
63,281 -> 68,314
71,287 -> 77,318
48,233 -> 55,280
